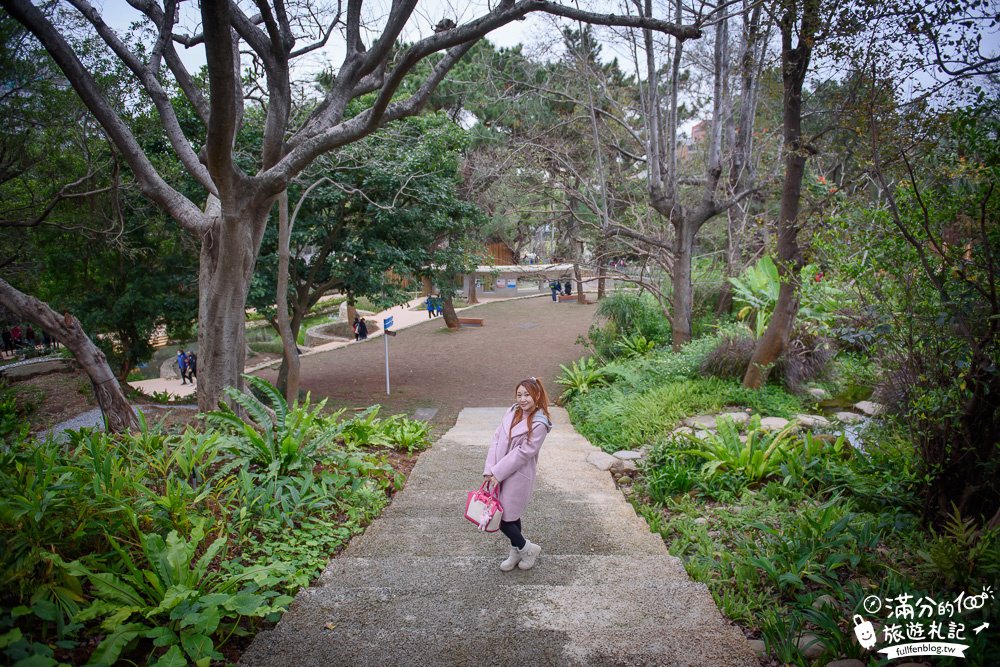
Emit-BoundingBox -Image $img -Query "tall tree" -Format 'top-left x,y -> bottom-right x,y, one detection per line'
1,0 -> 703,411
742,0 -> 820,388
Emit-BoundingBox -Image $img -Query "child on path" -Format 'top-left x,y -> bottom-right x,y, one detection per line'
482,377 -> 553,571
426,295 -> 435,319
358,318 -> 369,340
186,351 -> 197,383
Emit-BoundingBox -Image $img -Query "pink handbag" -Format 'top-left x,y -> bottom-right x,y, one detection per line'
465,480 -> 503,532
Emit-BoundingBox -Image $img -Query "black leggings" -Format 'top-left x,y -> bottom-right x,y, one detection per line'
499,518 -> 526,549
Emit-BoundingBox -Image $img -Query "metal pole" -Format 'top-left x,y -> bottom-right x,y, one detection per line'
384,331 -> 390,395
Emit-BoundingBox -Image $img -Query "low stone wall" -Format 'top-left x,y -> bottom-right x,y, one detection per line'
304,316 -> 379,347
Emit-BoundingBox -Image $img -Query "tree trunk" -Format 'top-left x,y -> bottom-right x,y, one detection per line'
670,220 -> 695,349
743,0 -> 815,389
442,296 -> 461,329
346,292 -> 358,329
597,260 -> 606,300
0,278 -> 137,432
197,204 -> 270,411
275,191 -> 300,404
572,261 -> 586,304
467,277 -> 479,304
421,276 -> 433,296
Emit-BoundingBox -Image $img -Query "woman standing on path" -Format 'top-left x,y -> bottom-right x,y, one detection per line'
483,377 -> 553,571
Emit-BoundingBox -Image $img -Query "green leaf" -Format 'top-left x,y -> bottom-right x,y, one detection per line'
144,626 -> 179,648
31,600 -> 59,622
0,628 -> 23,649
180,631 -> 215,662
87,572 -> 145,607
224,591 -> 266,615
181,605 -> 221,635
150,645 -> 186,667
86,622 -> 147,666
13,656 -> 57,667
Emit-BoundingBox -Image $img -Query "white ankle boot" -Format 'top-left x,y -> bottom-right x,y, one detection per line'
517,540 -> 542,570
499,546 -> 522,571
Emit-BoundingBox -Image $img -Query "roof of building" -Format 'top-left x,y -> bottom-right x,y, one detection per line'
473,263 -> 575,274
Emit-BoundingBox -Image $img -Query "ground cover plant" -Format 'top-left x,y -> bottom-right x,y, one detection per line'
0,376 -> 430,666
560,319 -> 999,666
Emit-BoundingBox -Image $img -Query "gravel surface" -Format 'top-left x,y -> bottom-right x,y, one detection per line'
256,294 -> 600,433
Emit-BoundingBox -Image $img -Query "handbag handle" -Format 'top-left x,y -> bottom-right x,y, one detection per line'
479,479 -> 500,498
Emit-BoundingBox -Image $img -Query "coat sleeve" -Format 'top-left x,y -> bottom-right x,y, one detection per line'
490,420 -> 550,482
483,410 -> 511,476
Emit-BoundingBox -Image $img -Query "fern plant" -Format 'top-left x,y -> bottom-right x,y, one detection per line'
680,415 -> 800,484
205,375 -> 345,476
556,357 -> 609,402
616,333 -> 657,359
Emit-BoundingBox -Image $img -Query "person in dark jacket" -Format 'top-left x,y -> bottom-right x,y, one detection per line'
177,350 -> 189,385
353,315 -> 361,341
564,280 -> 572,296
358,318 -> 369,340
187,352 -> 197,383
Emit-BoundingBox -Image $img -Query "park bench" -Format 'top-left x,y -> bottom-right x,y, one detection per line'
557,294 -> 577,302
458,317 -> 485,327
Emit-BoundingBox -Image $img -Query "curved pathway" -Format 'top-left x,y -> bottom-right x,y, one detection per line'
241,406 -> 755,666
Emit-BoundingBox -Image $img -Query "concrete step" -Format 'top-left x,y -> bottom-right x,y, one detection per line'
243,558 -> 752,667
240,406 -> 755,667
343,515 -> 664,557
316,555 -> 688,588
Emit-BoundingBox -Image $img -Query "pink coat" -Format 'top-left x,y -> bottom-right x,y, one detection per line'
483,405 -> 553,521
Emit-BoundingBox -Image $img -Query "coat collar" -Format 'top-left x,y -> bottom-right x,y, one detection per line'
505,405 -> 551,438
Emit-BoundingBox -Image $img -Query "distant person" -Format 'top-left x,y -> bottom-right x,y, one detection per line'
1,327 -> 12,357
434,296 -> 444,317
353,315 -> 361,341
177,350 -> 189,385
11,325 -> 22,348
426,295 -> 435,319
42,330 -> 52,351
26,325 -> 36,350
549,280 -> 559,301
358,317 -> 369,340
186,351 -> 197,383
564,281 -> 572,296
482,377 -> 553,571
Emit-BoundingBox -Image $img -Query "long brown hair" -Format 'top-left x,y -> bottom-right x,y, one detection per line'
509,377 -> 551,441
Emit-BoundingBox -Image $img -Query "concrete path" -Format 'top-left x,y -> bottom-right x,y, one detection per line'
241,407 -> 755,667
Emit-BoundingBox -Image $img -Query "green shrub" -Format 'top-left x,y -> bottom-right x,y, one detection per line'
568,377 -> 802,452
679,416 -> 801,486
917,507 -> 1000,591
0,377 -> 423,665
66,522 -> 291,666
555,357 -> 609,402
748,498 -> 877,593
206,375 -> 346,476
585,292 -> 671,360
700,329 -> 835,392
615,333 -> 657,359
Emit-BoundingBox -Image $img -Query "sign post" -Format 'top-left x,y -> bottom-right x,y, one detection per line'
383,316 -> 393,395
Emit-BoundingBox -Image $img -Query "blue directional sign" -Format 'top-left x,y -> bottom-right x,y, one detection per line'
383,316 -> 393,330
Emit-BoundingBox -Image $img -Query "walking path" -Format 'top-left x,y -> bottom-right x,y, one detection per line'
240,407 -> 755,667
128,291 -> 547,398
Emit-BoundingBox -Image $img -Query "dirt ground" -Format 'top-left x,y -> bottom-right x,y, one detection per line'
5,368 -> 98,433
256,295 -> 600,433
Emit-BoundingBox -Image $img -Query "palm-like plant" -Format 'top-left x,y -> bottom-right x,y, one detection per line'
556,357 -> 609,402
205,375 -> 344,476
680,415 -> 800,483
729,257 -> 781,337
616,333 -> 657,359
